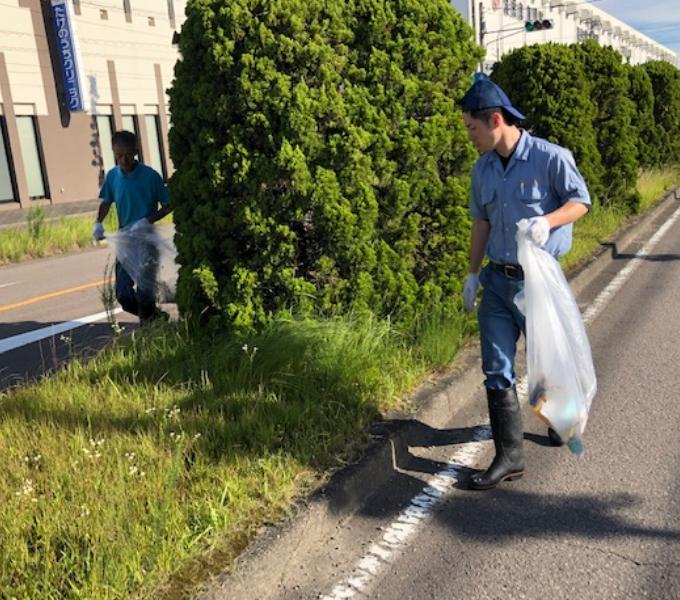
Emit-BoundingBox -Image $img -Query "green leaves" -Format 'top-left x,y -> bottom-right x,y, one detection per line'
168,0 -> 482,331
492,43 -> 680,214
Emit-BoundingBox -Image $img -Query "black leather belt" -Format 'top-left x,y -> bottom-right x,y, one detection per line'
490,262 -> 524,279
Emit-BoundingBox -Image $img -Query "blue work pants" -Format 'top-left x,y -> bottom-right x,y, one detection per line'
478,265 -> 526,390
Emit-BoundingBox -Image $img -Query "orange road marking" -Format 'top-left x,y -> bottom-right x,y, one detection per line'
0,279 -> 111,313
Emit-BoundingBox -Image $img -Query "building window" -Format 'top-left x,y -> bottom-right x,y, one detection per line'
73,0 -> 81,15
167,0 -> 175,22
16,116 -> 48,199
0,117 -> 16,202
148,16 -> 155,27
120,114 -> 143,161
123,0 -> 132,23
144,114 -> 166,180
504,1 -> 510,16
96,115 -> 116,174
100,9 -> 108,20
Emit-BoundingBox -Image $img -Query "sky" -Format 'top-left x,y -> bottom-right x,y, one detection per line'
594,0 -> 680,60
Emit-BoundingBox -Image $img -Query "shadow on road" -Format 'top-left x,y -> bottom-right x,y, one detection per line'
0,320 -> 127,391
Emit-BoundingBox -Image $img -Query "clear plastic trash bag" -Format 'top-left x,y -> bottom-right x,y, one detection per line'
106,227 -> 178,304
514,219 -> 597,458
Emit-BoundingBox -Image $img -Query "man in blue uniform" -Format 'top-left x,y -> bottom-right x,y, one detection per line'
93,130 -> 172,324
461,79 -> 591,490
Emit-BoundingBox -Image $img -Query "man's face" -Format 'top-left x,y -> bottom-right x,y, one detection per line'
113,143 -> 138,174
463,113 -> 500,154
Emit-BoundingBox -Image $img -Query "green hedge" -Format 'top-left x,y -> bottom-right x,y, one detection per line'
492,42 -> 680,213
490,43 -> 605,201
643,60 -> 680,167
168,0 -> 482,332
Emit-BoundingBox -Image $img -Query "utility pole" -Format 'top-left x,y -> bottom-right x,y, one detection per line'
479,1 -> 486,72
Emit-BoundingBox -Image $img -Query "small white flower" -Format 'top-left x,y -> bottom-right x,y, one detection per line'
242,343 -> 248,352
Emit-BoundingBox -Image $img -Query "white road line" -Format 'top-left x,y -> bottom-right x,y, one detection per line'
0,281 -> 22,289
320,203 -> 680,599
582,202 -> 680,326
321,427 -> 492,600
0,308 -> 123,355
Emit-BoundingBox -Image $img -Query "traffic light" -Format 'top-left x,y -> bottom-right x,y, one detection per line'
525,19 -> 554,32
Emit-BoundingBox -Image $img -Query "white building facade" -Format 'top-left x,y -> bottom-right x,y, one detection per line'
450,0 -> 677,74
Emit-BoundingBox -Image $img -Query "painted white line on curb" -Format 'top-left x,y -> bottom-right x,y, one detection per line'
320,426 -> 491,600
320,204 -> 680,599
582,202 -> 680,326
0,308 -> 123,355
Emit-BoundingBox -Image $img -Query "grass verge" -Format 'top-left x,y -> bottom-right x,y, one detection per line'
0,311 -> 473,599
0,206 -> 173,266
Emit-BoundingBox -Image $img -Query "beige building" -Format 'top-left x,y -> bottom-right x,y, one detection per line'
0,0 -> 186,213
451,0 -> 678,74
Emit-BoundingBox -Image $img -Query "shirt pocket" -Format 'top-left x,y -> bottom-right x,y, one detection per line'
516,180 -> 549,204
479,183 -> 497,220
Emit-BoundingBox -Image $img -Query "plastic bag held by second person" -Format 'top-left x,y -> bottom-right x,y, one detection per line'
106,227 -> 178,304
514,219 -> 597,458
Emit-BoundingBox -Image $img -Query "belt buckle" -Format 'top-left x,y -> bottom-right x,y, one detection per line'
503,264 -> 515,278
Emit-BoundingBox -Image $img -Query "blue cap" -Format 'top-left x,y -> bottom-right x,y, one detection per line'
461,79 -> 526,121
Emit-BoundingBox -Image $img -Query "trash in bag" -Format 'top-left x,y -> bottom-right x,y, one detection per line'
514,219 -> 597,458
106,227 -> 178,304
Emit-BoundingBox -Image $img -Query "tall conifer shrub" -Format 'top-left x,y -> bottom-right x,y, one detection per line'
490,43 -> 605,201
643,61 -> 680,167
168,0 -> 482,331
573,40 -> 640,211
626,64 -> 659,170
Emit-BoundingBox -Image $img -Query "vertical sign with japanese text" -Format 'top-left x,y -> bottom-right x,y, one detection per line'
51,0 -> 87,112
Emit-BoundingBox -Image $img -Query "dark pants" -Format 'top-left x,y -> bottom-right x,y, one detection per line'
115,255 -> 158,322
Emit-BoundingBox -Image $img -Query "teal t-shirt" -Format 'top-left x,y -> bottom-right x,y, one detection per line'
99,163 -> 170,229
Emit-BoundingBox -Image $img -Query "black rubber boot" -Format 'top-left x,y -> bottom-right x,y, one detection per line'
548,427 -> 565,447
470,386 -> 525,491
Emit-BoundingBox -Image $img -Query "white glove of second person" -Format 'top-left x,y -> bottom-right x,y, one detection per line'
463,273 -> 480,312
92,222 -> 105,240
130,217 -> 151,232
525,216 -> 550,247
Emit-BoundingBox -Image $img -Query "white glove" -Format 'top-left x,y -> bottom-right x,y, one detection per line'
130,217 -> 151,232
463,273 -> 480,312
525,216 -> 550,247
93,222 -> 105,240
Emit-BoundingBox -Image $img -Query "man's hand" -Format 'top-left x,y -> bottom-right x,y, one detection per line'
526,216 -> 550,247
130,217 -> 151,232
93,222 -> 105,240
464,273 -> 480,312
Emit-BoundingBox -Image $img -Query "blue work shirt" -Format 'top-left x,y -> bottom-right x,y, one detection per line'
99,163 -> 170,229
470,130 -> 591,265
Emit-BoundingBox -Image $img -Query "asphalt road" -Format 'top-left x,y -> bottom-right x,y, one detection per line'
212,194 -> 680,600
0,244 -> 138,389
